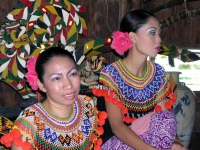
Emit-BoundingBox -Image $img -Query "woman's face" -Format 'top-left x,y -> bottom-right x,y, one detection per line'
134,17 -> 161,58
38,56 -> 80,106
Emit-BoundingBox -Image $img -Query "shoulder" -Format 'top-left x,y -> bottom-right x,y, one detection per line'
14,103 -> 42,125
17,103 -> 38,117
150,61 -> 166,75
147,61 -> 169,83
101,60 -> 120,72
152,62 -> 165,70
12,104 -> 39,142
100,60 -> 121,78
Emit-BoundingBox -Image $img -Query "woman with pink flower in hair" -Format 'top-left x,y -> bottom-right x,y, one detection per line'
93,10 -> 187,150
0,47 -> 107,150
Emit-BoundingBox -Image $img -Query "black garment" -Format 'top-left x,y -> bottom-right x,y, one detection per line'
96,96 -> 114,144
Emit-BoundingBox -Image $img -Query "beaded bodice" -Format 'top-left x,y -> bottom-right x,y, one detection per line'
14,95 -> 98,150
99,60 -> 170,118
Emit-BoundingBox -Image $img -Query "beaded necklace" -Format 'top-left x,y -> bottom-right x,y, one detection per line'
0,95 -> 108,150
93,60 -> 177,124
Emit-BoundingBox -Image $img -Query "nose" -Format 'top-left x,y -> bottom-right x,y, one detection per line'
63,78 -> 73,90
156,34 -> 162,43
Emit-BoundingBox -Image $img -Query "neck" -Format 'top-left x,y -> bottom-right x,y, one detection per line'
122,55 -> 147,77
122,47 -> 148,77
43,100 -> 72,119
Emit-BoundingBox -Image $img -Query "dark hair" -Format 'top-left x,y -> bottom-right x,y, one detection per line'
120,9 -> 157,33
120,10 -> 157,57
36,47 -> 76,83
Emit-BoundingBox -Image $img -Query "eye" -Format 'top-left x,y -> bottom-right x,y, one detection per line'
52,77 -> 60,80
69,69 -> 78,76
149,30 -> 156,35
50,75 -> 61,81
71,72 -> 78,76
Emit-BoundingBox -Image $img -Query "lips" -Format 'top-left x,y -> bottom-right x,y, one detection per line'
155,46 -> 161,52
63,92 -> 76,100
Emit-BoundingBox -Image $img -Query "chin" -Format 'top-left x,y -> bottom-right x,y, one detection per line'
151,52 -> 158,58
64,101 -> 75,106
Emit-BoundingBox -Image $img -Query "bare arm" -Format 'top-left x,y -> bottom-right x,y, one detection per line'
11,143 -> 22,150
157,99 -> 168,111
170,135 -> 187,150
105,101 -> 156,150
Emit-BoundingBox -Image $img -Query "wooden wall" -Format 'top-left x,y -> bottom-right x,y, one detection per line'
0,81 -> 23,120
0,0 -> 18,24
138,0 -> 200,49
77,0 -> 200,50
76,0 -> 132,62
0,81 -> 22,107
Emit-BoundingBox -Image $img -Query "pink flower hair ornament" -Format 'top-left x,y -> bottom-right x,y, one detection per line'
110,31 -> 133,56
25,55 -> 39,91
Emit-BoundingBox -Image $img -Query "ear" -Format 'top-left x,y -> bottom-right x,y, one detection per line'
37,79 -> 46,93
129,32 -> 136,43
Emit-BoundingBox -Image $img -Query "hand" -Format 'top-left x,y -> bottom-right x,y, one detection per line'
171,142 -> 187,150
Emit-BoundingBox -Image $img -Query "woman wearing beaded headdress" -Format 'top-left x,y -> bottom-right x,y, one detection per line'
93,10 -> 187,150
0,47 -> 107,150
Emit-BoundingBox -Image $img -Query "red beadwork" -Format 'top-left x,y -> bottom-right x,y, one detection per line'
155,105 -> 162,112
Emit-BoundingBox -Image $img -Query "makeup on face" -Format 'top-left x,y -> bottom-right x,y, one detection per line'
49,74 -> 61,81
49,68 -> 78,81
147,27 -> 161,36
147,28 -> 156,35
69,68 -> 78,77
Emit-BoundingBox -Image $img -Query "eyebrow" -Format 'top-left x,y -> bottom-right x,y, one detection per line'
49,73 -> 61,78
48,67 -> 77,77
148,27 -> 156,30
148,27 -> 161,32
147,28 -> 156,32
